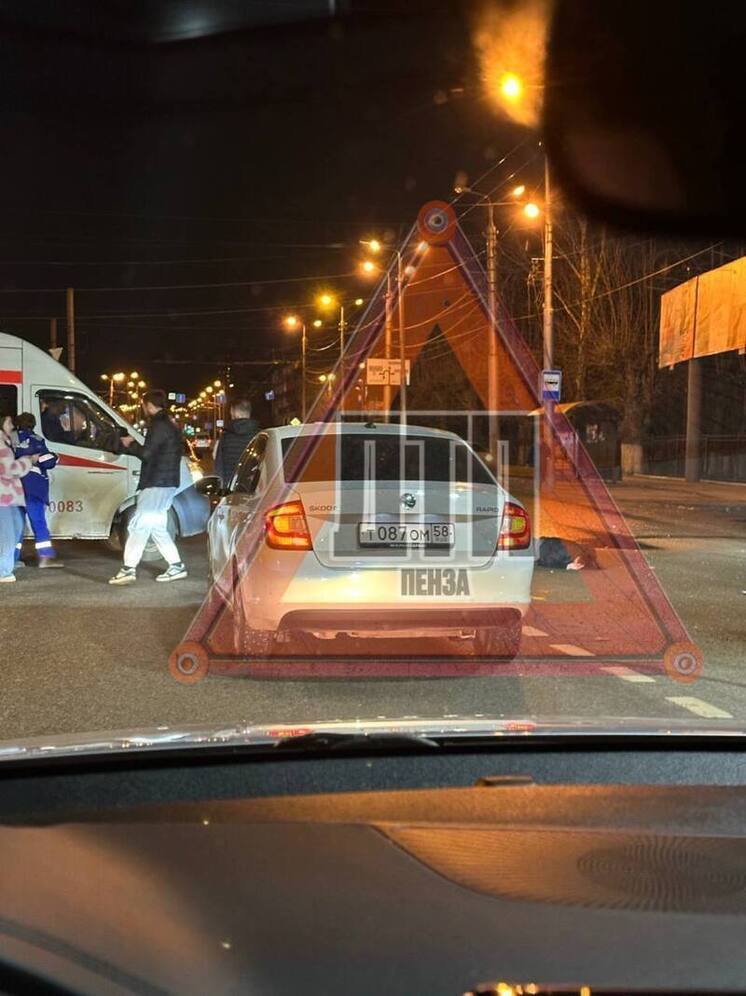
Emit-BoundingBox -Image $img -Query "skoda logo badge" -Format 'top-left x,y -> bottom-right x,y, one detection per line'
400,492 -> 416,509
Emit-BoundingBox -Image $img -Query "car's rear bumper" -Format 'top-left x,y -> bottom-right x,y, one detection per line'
236,549 -> 534,632
278,605 -> 523,633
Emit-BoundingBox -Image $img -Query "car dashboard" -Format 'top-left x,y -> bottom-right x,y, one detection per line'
1,742 -> 746,995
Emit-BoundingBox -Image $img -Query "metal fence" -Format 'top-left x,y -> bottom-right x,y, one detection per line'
642,435 -> 746,482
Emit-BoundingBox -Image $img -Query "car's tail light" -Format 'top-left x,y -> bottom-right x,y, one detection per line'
265,500 -> 313,550
498,500 -> 531,550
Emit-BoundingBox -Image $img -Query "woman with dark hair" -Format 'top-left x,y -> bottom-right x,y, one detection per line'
0,412 -> 36,582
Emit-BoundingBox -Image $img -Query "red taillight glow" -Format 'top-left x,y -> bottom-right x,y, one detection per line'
498,500 -> 531,550
265,500 -> 312,551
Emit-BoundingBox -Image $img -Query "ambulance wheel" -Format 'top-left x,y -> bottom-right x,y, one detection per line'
117,507 -> 179,563
471,612 -> 522,659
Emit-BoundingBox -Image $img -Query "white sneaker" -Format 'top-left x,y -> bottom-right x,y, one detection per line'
156,562 -> 188,582
109,567 -> 137,585
0,574 -> 17,583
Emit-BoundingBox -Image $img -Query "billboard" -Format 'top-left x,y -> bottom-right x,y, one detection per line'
659,255 -> 746,367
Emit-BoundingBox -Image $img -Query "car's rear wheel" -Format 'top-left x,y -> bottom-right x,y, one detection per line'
230,557 -> 276,657
471,612 -> 522,659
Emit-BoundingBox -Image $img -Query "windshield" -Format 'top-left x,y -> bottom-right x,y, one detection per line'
0,0 -> 744,755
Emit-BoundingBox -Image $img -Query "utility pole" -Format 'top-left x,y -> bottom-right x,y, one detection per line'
66,287 -> 76,374
486,201 -> 498,458
338,304 -> 346,412
685,357 -> 702,482
397,251 -> 407,425
49,317 -> 57,352
542,157 -> 554,489
383,271 -> 393,419
301,321 -> 308,421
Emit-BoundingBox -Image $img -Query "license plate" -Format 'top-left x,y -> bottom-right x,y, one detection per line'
358,522 -> 455,547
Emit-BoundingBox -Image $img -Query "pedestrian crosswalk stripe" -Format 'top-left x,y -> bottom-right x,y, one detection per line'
601,666 -> 656,683
666,696 -> 733,719
550,643 -> 593,657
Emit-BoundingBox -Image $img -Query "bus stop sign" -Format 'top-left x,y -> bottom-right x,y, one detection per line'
541,369 -> 562,402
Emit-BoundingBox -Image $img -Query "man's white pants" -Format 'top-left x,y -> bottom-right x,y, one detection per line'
124,487 -> 181,569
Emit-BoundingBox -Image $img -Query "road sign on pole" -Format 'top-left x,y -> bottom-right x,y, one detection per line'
541,369 -> 562,402
365,358 -> 410,386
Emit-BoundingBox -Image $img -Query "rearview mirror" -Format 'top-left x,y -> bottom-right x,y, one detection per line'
544,0 -> 746,235
194,475 -> 224,498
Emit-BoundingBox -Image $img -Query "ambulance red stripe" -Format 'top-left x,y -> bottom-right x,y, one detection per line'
57,454 -> 126,471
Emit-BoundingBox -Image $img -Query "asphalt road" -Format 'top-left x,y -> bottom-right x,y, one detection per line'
2,475 -> 746,742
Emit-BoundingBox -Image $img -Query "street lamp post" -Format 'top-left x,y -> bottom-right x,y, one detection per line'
397,250 -> 407,425
338,305 -> 346,411
486,201 -> 498,452
454,185 -> 536,456
361,239 -> 405,422
283,315 -> 308,420
384,271 -> 393,419
101,371 -> 126,406
542,155 -> 555,489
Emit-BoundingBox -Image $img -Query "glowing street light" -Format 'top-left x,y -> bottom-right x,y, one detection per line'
213,379 -> 222,388
206,385 -> 213,394
130,371 -> 139,380
317,292 -> 336,309
360,238 -> 383,253
360,259 -> 378,276
523,201 -> 541,219
512,184 -> 526,198
500,73 -> 523,102
354,298 -> 364,307
312,318 -> 323,328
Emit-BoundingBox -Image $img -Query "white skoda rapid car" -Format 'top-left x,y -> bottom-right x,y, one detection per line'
205,422 -> 534,659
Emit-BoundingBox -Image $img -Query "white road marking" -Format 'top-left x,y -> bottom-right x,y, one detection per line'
550,643 -> 593,657
666,696 -> 733,719
522,625 -> 547,638
601,666 -> 656,683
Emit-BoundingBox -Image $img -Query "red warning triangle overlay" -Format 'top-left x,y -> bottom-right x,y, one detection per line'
169,201 -> 700,685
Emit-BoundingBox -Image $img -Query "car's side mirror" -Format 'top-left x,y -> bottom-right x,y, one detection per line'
195,475 -> 223,497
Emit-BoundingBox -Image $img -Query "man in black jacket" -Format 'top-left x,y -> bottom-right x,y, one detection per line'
109,389 -> 187,585
213,397 -> 259,487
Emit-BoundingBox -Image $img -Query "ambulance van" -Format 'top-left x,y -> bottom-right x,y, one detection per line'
0,332 -> 209,559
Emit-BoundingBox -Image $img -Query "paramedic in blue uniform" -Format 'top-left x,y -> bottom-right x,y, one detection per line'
14,412 -> 65,568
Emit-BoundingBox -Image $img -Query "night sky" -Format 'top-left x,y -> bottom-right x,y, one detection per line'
0,1 -> 533,401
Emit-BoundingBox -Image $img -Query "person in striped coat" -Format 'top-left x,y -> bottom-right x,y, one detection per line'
0,412 -> 35,583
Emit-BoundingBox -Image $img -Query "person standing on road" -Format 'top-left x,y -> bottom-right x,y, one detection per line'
109,389 -> 187,586
14,412 -> 64,569
213,397 -> 259,488
0,413 -> 37,583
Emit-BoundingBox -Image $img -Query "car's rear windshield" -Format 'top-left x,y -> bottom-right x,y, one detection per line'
281,433 -> 496,485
